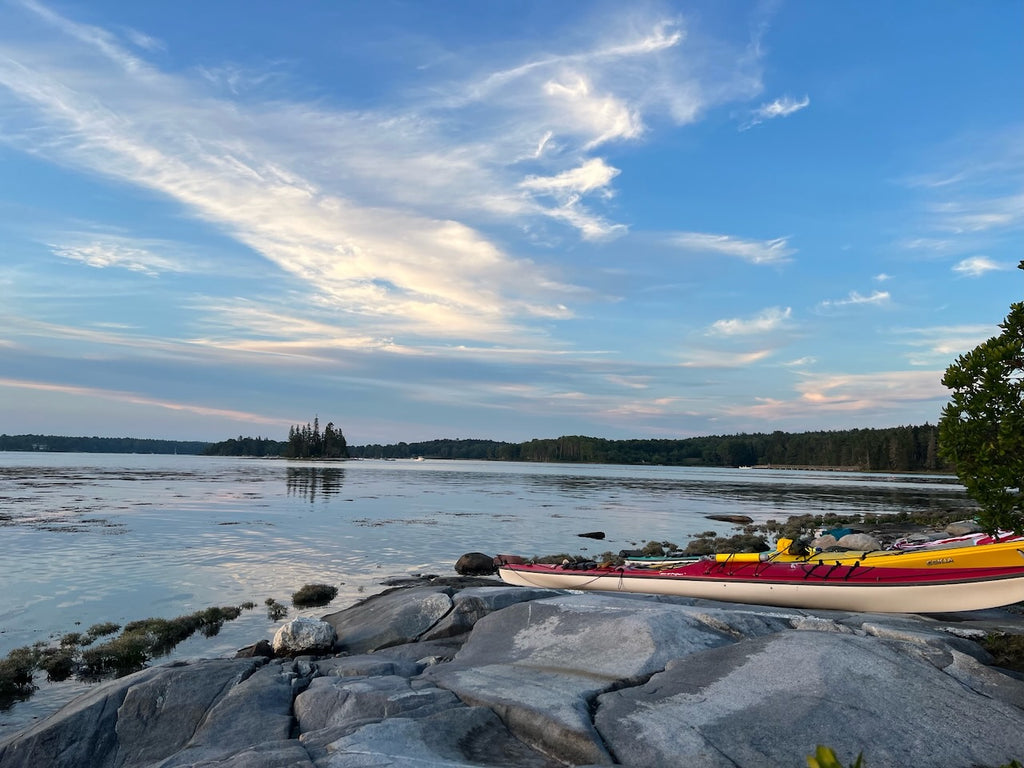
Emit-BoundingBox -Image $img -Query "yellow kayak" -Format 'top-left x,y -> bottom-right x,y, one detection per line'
715,536 -> 1024,570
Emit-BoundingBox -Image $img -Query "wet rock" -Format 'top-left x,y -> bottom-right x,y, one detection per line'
705,514 -> 754,524
577,531 -> 605,539
236,638 -> 275,658
454,551 -> 497,575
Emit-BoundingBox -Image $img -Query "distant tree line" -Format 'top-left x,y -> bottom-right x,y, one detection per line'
0,434 -> 209,455
348,425 -> 951,473
2,423 -> 951,473
202,436 -> 285,457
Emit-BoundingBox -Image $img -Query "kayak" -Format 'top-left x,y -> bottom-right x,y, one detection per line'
890,530 -> 1024,550
714,537 -> 1024,570
496,556 -> 1024,613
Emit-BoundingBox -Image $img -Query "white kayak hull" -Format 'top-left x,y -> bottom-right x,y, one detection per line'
497,565 -> 1024,613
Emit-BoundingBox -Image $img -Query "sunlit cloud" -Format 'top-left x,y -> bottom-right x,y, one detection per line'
725,370 -> 947,420
669,232 -> 795,265
0,1 -> 772,353
898,324 -> 999,367
709,306 -> 792,336
952,256 -> 1010,277
679,349 -> 773,368
0,376 -> 292,425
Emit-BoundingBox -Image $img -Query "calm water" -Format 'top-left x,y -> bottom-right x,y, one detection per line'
0,452 -> 972,737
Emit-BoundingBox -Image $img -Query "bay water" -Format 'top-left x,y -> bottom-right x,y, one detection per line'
0,452 -> 972,737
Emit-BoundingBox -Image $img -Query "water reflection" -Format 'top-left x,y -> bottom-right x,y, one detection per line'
286,466 -> 345,502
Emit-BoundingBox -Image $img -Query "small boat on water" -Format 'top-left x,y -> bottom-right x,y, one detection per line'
496,548 -> 1024,613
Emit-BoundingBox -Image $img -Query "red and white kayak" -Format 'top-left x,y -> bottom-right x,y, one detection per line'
496,556 -> 1024,613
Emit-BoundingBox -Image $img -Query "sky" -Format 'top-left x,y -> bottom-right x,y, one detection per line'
0,1 -> 1021,445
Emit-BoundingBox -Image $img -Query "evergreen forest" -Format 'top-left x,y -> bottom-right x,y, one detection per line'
3,423 -> 951,473
0,434 -> 209,455
348,424 -> 950,473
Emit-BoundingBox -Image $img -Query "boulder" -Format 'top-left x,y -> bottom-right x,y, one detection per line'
454,552 -> 497,575
272,617 -> 337,655
836,532 -> 882,551
809,533 -> 838,550
322,586 -> 455,653
946,519 -> 982,536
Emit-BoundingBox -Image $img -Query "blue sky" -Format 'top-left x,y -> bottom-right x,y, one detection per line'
1,1 -> 1021,445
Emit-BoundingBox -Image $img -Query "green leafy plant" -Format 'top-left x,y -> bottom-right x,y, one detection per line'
939,261 -> 1024,534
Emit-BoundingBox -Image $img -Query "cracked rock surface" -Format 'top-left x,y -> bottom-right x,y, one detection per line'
2,583 -> 1023,767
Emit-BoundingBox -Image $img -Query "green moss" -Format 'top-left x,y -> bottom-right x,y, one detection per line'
0,647 -> 37,696
85,621 -> 121,639
37,647 -> 76,682
980,633 -> 1024,673
292,583 -> 339,607
81,634 -> 150,676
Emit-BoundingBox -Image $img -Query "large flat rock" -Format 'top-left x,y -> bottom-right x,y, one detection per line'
425,594 -> 791,765
594,630 -> 1024,767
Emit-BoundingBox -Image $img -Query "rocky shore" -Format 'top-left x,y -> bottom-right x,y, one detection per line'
2,575 -> 1024,768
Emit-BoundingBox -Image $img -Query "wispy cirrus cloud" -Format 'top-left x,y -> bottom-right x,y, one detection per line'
0,2 -> 770,351
669,232 -> 795,265
0,375 -> 293,425
678,348 -> 774,368
725,370 -> 947,422
952,256 -> 1011,277
50,238 -> 187,276
819,290 -> 890,309
741,94 -> 809,130
708,306 -> 792,336
898,324 -> 1000,367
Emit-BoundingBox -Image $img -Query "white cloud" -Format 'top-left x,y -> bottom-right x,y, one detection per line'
819,290 -> 890,309
543,73 -> 644,149
709,306 -> 792,336
670,232 -> 795,265
874,273 -> 892,282
952,256 -> 1009,277
0,2 -> 771,350
50,238 -> 187,276
520,157 -> 620,197
742,94 -> 809,130
679,349 -> 773,368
